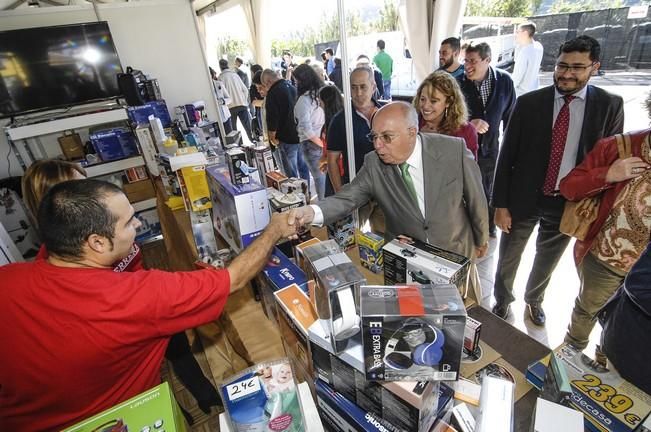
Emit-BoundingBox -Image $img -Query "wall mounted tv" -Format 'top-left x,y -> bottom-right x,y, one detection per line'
0,21 -> 123,119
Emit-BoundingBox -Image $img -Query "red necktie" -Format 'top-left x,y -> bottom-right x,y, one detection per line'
543,95 -> 575,195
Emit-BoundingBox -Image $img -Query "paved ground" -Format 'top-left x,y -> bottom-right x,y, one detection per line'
477,69 -> 651,355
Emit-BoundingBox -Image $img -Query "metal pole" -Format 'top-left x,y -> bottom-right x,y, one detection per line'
337,0 -> 356,183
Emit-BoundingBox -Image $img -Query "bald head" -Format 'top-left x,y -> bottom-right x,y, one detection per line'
261,68 -> 279,87
371,102 -> 419,166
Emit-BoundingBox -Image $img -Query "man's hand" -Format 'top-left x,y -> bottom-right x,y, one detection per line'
495,208 -> 512,234
319,156 -> 328,173
267,213 -> 299,241
470,119 -> 489,134
474,242 -> 489,259
287,206 -> 315,237
605,157 -> 650,183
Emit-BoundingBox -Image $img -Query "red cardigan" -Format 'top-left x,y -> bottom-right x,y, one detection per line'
559,128 -> 651,265
419,119 -> 479,160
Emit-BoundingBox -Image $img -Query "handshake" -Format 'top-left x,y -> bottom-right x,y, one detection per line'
267,206 -> 316,240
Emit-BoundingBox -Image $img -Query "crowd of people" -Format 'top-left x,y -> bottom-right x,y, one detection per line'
2,22 -> 650,430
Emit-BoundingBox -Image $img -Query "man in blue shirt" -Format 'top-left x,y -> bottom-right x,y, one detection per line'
438,37 -> 464,81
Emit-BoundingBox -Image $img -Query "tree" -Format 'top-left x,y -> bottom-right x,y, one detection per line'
465,0 -> 543,17
549,0 -> 624,14
373,0 -> 399,32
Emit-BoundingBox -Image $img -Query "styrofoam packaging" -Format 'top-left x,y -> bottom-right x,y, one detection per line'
220,358 -> 306,432
302,240 -> 366,353
361,284 -> 466,382
383,238 -> 470,298
226,148 -> 250,185
206,164 -> 270,252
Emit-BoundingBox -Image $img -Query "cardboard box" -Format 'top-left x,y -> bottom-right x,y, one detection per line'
134,208 -> 161,242
191,209 -> 219,264
532,398 -> 584,432
207,164 -> 270,252
62,382 -> 186,432
127,100 -> 172,127
267,187 -> 304,213
122,178 -> 156,203
58,132 -> 85,160
302,240 -> 366,353
226,148 -> 250,186
266,170 -> 288,190
90,127 -> 140,162
526,344 -> 651,432
294,237 -> 321,274
280,177 -> 309,205
254,145 -> 275,183
309,321 -> 439,432
327,214 -> 356,251
383,238 -> 470,298
125,166 -> 148,183
463,316 -> 482,356
361,284 -> 466,382
178,165 -> 212,212
358,231 -> 384,274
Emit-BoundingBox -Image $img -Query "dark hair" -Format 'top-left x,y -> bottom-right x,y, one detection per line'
319,85 -> 344,131
282,50 -> 292,57
293,63 -> 324,101
519,22 -> 536,37
441,37 -> 461,52
325,48 -> 334,56
321,51 -> 327,61
209,66 -> 217,79
252,70 -> 263,85
465,42 -> 491,60
334,58 -> 341,66
377,39 -> 386,50
219,59 -> 229,70
558,35 -> 601,62
250,64 -> 263,75
357,54 -> 370,61
38,179 -> 123,260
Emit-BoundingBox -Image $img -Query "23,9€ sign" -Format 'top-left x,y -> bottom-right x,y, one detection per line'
226,377 -> 262,401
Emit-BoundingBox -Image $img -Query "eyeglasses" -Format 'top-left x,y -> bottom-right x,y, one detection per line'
367,132 -> 400,144
464,57 -> 486,66
554,63 -> 595,73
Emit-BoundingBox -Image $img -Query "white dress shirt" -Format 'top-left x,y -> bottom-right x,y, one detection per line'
554,85 -> 587,190
310,135 -> 425,225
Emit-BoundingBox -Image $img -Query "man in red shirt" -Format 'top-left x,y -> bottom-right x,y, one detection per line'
0,179 -> 298,431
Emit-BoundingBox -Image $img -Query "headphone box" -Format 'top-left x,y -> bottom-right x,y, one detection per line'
382,238 -> 470,298
361,284 -> 466,382
309,321 -> 440,432
302,240 -> 366,354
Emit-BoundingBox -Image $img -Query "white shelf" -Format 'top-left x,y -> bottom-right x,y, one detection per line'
7,109 -> 128,140
132,198 -> 157,213
85,156 -> 146,177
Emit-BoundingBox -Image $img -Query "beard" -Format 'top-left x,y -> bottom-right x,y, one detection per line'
440,57 -> 453,69
553,74 -> 588,95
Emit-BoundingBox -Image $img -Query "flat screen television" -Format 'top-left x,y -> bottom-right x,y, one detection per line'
0,21 -> 123,119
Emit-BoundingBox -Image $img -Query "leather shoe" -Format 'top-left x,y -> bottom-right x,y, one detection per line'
492,302 -> 511,319
527,304 -> 546,326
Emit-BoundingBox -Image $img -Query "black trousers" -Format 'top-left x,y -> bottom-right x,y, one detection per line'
477,157 -> 496,234
493,195 -> 571,305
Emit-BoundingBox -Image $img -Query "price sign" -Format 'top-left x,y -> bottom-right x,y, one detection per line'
226,376 -> 261,402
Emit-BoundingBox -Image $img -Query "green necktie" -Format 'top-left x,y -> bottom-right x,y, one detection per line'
400,162 -> 418,204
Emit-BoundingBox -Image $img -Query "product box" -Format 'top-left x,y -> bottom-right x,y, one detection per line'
90,128 -> 140,162
327,214 -> 356,251
127,100 -> 172,128
274,284 -> 319,384
526,344 -> 651,432
206,164 -> 270,252
475,375 -> 514,432
463,316 -> 481,356
62,382 -> 186,432
226,148 -> 250,186
134,125 -> 161,177
361,284 -> 466,382
257,247 -> 308,323
191,209 -> 219,264
267,187 -> 305,214
178,165 -> 212,212
294,237 -> 321,274
357,231 -> 385,273
280,177 -> 309,205
125,166 -> 148,183
254,145 -> 275,184
540,349 -> 572,404
220,359 -> 306,432
134,208 -> 162,242
302,240 -> 366,353
122,178 -> 155,203
266,170 -> 289,190
58,132 -> 85,160
532,398 -> 584,432
383,238 -> 470,298
309,321 -> 439,432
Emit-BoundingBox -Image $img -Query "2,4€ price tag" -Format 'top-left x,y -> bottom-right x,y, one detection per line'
226,377 -> 261,402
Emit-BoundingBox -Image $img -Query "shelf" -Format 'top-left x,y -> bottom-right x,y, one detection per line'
85,156 -> 146,177
140,234 -> 164,245
132,197 -> 157,212
7,109 -> 128,140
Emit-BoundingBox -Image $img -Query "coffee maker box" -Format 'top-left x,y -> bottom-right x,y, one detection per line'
302,240 -> 366,353
383,238 -> 470,298
206,164 -> 270,253
361,284 -> 466,382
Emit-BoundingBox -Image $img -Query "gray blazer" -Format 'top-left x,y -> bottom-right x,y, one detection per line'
320,133 -> 489,259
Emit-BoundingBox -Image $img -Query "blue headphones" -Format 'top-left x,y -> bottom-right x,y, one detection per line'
383,318 -> 445,369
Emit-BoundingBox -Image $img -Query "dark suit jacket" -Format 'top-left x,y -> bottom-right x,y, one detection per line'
461,67 -> 516,160
319,133 -> 488,259
491,84 -> 624,219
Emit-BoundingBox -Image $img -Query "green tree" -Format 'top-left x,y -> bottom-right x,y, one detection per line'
549,0 -> 624,14
373,0 -> 400,32
216,37 -> 249,61
465,0 -> 543,17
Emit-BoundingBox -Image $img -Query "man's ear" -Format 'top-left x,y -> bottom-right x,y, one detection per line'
86,233 -> 110,254
591,61 -> 601,76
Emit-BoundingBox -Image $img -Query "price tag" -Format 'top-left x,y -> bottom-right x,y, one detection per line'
226,377 -> 261,402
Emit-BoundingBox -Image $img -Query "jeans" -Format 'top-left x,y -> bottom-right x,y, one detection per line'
301,140 -> 326,201
280,142 -> 310,184
229,105 -> 253,142
383,79 -> 392,99
493,195 -> 571,305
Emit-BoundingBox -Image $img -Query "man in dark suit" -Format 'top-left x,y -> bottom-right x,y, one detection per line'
460,42 -> 516,237
288,102 -> 489,267
491,35 -> 624,324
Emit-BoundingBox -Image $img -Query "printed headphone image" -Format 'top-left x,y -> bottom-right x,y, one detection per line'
383,318 -> 445,369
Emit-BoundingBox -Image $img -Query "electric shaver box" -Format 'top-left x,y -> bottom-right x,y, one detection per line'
302,240 -> 366,354
309,321 -> 440,432
361,284 -> 466,382
383,238 -> 470,298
